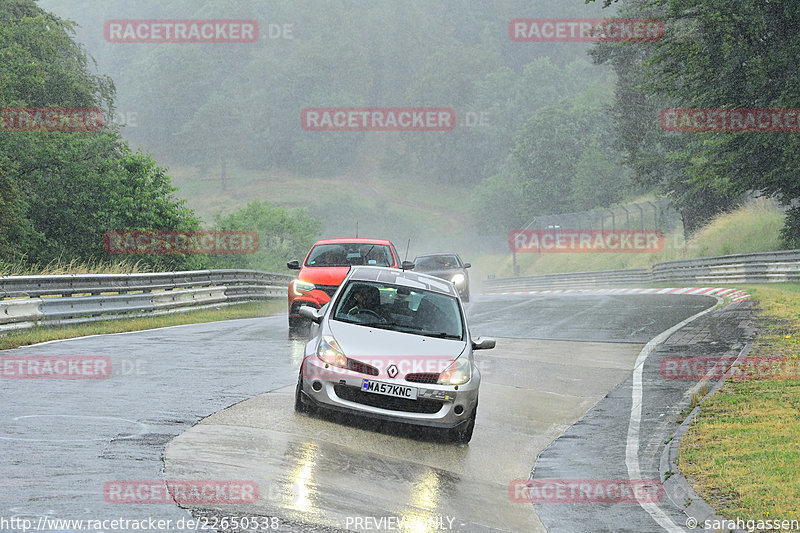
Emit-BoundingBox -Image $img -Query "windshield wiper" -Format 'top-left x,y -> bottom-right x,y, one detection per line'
361,321 -> 421,330
421,331 -> 462,340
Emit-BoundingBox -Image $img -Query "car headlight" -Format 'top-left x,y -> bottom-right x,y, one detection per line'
451,273 -> 465,285
316,335 -> 347,368
437,357 -> 471,385
292,280 -> 315,296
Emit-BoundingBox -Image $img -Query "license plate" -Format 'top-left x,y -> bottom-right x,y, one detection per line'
361,379 -> 418,400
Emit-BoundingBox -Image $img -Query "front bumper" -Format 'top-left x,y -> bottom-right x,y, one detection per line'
288,291 -> 330,318
299,356 -> 479,429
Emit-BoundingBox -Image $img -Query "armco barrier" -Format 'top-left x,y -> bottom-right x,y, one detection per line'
150,287 -> 227,309
486,250 -> 800,293
0,298 -> 44,324
0,269 -> 293,332
38,293 -> 155,320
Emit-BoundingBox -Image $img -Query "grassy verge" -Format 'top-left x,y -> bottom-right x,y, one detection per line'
167,162 -> 473,239
0,300 -> 284,350
677,284 -> 800,525
0,258 -> 149,276
472,198 -> 786,280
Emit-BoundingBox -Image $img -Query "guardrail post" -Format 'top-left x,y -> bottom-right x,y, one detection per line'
634,203 -> 644,231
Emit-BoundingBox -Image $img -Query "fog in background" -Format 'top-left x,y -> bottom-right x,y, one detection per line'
35,0 -> 622,260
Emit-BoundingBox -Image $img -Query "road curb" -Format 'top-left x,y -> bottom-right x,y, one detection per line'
659,336 -> 755,533
484,286 -> 751,303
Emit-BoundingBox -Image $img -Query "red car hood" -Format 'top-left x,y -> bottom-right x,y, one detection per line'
298,266 -> 351,286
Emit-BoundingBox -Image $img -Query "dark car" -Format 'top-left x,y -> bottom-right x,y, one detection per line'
412,253 -> 471,302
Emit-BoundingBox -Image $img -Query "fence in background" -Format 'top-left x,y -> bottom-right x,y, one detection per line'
0,269 -> 293,333
484,250 -> 800,293
520,199 -> 682,233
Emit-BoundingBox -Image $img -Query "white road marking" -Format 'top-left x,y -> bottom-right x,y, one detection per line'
626,297 -> 724,532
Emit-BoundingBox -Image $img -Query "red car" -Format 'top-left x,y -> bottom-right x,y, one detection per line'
287,238 -> 404,334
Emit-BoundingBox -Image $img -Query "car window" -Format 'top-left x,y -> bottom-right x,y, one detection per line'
306,243 -> 393,267
414,255 -> 459,270
332,280 -> 463,339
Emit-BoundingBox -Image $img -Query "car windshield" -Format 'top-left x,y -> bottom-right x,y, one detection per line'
305,243 -> 393,267
414,255 -> 459,270
332,280 -> 463,340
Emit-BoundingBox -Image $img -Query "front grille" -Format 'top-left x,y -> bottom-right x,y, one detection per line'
347,359 -> 379,376
405,372 -> 440,384
333,384 -> 442,414
316,284 -> 338,297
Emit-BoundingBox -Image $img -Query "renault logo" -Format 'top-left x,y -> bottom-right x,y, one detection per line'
387,364 -> 398,378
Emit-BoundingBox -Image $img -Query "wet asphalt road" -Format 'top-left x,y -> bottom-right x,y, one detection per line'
532,300 -> 755,533
0,293 -> 732,532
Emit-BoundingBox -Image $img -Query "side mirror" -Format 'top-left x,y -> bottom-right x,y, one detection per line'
298,305 -> 323,324
287,260 -> 301,270
464,263 -> 471,268
472,337 -> 495,350
401,261 -> 415,270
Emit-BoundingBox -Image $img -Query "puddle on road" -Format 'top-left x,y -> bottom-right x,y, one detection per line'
164,338 -> 643,532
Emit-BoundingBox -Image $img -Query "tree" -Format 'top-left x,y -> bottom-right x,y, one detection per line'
471,79 -> 632,231
207,201 -> 320,272
0,0 -> 200,269
590,0 -> 800,243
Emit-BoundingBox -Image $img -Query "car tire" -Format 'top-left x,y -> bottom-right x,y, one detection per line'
461,291 -> 470,303
294,372 -> 311,414
289,316 -> 311,337
451,398 -> 477,444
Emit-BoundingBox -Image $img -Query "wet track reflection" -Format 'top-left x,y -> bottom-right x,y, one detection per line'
1,293 -> 715,532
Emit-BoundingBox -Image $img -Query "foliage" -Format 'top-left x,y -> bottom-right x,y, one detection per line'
590,0 -> 800,241
35,0 -> 616,186
471,80 -> 632,232
206,200 -> 321,272
0,1 -> 203,270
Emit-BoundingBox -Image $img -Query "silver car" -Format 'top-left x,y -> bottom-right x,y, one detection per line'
294,265 -> 495,443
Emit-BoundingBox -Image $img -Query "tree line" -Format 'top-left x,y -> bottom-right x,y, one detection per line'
588,0 -> 800,242
0,0 -> 318,271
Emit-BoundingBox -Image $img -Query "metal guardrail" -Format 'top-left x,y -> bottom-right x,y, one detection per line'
0,269 -> 294,332
484,250 -> 800,292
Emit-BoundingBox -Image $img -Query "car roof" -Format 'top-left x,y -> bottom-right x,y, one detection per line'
347,266 -> 458,297
313,238 -> 394,245
414,252 -> 461,258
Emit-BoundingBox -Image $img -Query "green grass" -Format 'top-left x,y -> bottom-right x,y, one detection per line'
0,258 -> 150,276
677,284 -> 800,524
166,162 -> 473,240
477,197 -> 787,279
684,197 -> 786,258
469,231 -> 688,280
0,300 -> 284,350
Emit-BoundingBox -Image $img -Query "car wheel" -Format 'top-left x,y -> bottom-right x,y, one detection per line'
461,291 -> 470,303
451,398 -> 477,444
289,316 -> 311,337
294,372 -> 311,414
